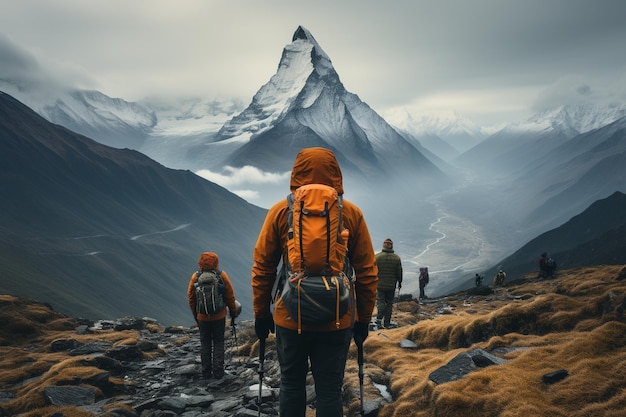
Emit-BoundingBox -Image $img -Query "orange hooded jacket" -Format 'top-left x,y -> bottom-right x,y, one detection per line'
252,147 -> 378,331
188,252 -> 238,322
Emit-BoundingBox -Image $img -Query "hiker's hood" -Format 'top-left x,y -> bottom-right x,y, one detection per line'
290,147 -> 344,195
198,252 -> 219,270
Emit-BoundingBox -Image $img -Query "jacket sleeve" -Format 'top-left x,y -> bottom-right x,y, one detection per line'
252,202 -> 288,319
344,202 -> 378,324
220,271 -> 238,317
397,257 -> 403,285
187,272 -> 198,317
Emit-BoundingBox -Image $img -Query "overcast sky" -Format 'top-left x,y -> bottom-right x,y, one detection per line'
1,0 -> 626,126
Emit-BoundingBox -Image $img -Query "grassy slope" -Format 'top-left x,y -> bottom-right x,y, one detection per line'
2,264 -> 626,417
345,265 -> 626,417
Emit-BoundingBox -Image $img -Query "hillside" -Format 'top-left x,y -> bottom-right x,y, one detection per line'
1,264 -> 625,416
475,191 -> 626,288
0,91 -> 267,326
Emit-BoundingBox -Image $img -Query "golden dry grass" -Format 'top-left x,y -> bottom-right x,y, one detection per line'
0,295 -> 149,416
361,265 -> 626,417
2,265 -> 626,416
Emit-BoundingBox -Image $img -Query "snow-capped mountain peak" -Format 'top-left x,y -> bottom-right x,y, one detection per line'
216,25 -> 336,140
201,25 -> 446,185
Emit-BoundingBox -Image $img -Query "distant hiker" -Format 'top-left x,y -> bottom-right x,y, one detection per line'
188,251 -> 240,380
539,252 -> 549,278
546,257 -> 557,278
475,273 -> 484,287
419,266 -> 430,299
493,270 -> 507,286
375,238 -> 403,328
252,147 -> 378,417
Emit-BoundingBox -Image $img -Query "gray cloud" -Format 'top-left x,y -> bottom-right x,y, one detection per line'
1,0 -> 625,126
0,33 -> 44,83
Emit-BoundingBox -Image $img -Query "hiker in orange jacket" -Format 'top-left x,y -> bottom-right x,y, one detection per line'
188,251 -> 239,380
252,147 -> 378,417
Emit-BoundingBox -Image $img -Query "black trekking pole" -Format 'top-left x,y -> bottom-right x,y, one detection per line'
356,338 -> 365,416
230,317 -> 238,363
257,337 -> 266,417
231,317 -> 238,346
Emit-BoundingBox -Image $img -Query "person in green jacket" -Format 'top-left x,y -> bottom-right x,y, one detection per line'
375,238 -> 403,328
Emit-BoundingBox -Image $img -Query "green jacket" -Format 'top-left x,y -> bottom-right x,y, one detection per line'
375,248 -> 402,291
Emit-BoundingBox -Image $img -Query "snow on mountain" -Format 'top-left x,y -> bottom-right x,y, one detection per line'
216,26 -> 333,142
47,90 -> 156,131
0,80 -> 156,148
384,108 -> 487,154
502,102 -> 626,136
144,96 -> 244,137
206,25 -> 444,187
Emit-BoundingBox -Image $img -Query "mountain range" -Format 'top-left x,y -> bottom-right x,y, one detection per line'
2,25 -> 626,322
0,91 -> 266,326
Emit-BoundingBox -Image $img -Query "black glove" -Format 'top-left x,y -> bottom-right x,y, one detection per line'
255,315 -> 275,340
353,321 -> 369,346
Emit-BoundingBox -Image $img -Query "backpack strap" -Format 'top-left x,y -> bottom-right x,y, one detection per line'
272,194 -> 295,303
271,262 -> 287,304
286,193 -> 296,273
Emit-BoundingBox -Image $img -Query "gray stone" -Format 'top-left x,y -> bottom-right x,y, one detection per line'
143,410 -> 178,417
42,386 -> 96,406
114,317 -> 145,331
399,339 -> 418,349
235,409 -> 263,417
468,348 -> 507,367
543,369 -> 568,384
49,338 -> 82,352
175,364 -> 200,376
105,345 -> 143,361
429,352 -> 476,384
211,397 -> 241,412
363,396 -> 388,416
158,396 -> 187,414
429,348 -> 507,384
183,394 -> 215,408
75,325 -> 90,335
0,391 -> 16,401
134,398 -> 162,413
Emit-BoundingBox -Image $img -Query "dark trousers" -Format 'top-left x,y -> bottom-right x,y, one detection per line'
275,325 -> 351,417
376,289 -> 395,326
198,318 -> 226,378
419,281 -> 427,298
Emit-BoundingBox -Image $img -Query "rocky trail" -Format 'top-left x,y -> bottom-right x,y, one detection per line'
4,271 -> 607,417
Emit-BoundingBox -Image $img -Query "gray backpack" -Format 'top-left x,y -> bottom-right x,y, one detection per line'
194,270 -> 225,315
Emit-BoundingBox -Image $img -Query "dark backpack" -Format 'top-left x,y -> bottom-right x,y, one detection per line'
278,184 -> 354,331
419,267 -> 429,284
194,269 -> 225,315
